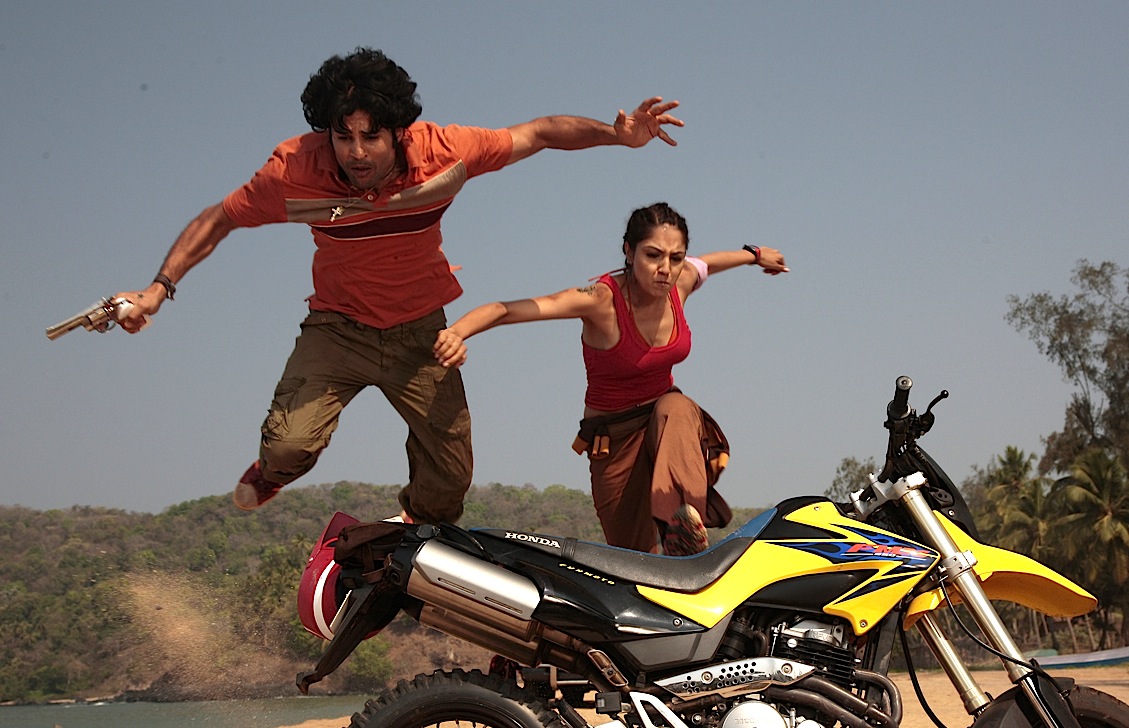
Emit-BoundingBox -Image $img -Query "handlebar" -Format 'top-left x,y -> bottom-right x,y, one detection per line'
876,375 -> 946,482
887,375 -> 913,420
877,374 -> 918,483
848,375 -> 974,535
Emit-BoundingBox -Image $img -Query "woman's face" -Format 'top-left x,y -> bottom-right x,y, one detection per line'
626,224 -> 688,298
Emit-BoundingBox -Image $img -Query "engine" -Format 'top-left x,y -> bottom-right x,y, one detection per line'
651,613 -> 899,728
768,619 -> 854,688
720,701 -> 828,728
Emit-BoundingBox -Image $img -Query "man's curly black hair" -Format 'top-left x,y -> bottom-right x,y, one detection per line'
301,47 -> 423,133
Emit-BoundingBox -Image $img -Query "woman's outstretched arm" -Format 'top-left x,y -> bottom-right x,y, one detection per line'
434,284 -> 609,368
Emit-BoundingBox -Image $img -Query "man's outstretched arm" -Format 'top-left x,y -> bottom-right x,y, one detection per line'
506,96 -> 682,164
113,203 -> 240,332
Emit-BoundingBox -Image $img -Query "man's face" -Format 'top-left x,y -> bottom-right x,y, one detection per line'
331,110 -> 400,190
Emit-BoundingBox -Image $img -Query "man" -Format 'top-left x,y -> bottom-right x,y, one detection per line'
115,47 -> 682,523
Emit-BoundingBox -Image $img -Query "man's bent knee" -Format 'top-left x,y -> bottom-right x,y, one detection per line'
259,436 -> 325,485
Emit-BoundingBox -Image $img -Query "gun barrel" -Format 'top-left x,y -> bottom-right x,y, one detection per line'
46,315 -> 87,340
45,300 -> 114,340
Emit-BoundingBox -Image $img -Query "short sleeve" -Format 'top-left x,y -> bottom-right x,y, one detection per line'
426,123 -> 512,178
222,146 -> 292,228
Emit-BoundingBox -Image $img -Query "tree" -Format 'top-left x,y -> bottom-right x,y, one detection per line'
1006,260 -> 1129,473
344,635 -> 395,690
1056,448 -> 1129,645
991,470 -> 1063,567
826,456 -> 878,501
971,447 -> 1044,540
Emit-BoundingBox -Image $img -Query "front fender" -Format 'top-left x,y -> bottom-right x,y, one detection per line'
971,677 -> 1078,728
903,514 -> 1095,630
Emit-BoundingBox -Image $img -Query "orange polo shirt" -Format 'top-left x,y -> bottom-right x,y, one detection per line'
223,121 -> 512,328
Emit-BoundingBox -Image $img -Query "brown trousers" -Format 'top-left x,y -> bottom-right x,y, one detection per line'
258,309 -> 472,524
579,391 -> 730,553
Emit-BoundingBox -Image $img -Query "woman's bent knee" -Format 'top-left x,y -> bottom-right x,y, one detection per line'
653,391 -> 698,420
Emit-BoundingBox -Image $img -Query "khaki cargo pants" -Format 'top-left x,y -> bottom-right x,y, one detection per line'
259,309 -> 472,524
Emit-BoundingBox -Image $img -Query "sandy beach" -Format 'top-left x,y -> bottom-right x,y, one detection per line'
280,665 -> 1129,728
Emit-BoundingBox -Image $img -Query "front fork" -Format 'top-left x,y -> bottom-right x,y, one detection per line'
893,474 -> 1080,728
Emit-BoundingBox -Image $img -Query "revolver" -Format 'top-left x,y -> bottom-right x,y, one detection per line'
45,297 -> 138,340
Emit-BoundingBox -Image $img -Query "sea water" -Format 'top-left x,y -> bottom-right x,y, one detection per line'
0,694 -> 365,728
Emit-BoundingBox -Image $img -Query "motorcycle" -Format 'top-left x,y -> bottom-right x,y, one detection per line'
295,376 -> 1129,728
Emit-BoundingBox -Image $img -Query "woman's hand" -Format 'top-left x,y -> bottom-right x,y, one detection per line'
755,246 -> 789,275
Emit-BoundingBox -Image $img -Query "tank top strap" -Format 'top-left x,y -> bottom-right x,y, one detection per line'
669,286 -> 689,345
598,273 -> 633,344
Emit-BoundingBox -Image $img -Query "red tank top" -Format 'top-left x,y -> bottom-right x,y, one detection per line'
583,274 -> 692,411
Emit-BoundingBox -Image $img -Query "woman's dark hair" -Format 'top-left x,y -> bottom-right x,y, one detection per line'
301,47 -> 423,133
623,202 -> 690,251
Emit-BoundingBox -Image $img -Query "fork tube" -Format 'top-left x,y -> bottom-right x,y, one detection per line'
899,489 -> 1028,674
899,487 -> 1071,728
914,612 -> 991,715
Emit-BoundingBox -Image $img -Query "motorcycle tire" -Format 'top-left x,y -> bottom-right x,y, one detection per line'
350,668 -> 561,728
1072,685 -> 1129,728
974,684 -> 1129,728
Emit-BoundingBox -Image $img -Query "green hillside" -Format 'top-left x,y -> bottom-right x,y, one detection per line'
0,481 -> 760,704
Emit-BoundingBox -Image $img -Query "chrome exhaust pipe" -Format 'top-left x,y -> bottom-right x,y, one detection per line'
406,540 -> 590,671
407,540 -> 542,620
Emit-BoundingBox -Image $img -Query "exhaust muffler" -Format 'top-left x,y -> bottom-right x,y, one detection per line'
406,540 -> 585,668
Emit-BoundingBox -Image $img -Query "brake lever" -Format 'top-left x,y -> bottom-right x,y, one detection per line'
916,390 -> 949,435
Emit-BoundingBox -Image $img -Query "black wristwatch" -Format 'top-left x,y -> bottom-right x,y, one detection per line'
742,244 -> 761,265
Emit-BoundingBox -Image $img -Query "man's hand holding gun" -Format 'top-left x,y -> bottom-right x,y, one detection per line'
45,297 -> 139,340
45,272 -> 178,340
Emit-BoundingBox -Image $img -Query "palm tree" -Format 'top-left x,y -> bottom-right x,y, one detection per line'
986,459 -> 1079,651
976,447 -> 1042,543
1056,448 -> 1129,646
995,477 -> 1067,567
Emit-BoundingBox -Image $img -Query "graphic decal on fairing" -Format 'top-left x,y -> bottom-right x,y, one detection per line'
776,524 -> 937,575
773,523 -> 939,603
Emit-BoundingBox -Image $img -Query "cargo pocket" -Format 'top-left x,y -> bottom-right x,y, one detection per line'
262,376 -> 306,441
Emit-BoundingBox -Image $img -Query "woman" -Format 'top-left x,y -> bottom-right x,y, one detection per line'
433,203 -> 788,555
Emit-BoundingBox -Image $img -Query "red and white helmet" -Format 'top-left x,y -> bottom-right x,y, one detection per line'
297,511 -> 359,640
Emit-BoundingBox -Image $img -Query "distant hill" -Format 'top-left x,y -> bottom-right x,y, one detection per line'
0,481 -> 763,704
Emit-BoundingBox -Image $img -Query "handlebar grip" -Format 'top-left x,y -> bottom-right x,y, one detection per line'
887,375 -> 912,419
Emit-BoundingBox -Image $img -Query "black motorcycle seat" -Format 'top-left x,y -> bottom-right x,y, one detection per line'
473,528 -> 757,593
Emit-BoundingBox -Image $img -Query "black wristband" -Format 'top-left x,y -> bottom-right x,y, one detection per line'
153,273 -> 176,301
742,244 -> 761,265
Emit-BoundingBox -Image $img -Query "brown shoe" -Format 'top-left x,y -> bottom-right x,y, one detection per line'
663,504 -> 710,556
232,461 -> 283,511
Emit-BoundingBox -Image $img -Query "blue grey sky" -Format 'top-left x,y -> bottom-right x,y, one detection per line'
2,2 -> 1126,514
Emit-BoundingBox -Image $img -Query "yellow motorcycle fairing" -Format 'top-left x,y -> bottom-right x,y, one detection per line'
903,513 -> 1096,630
638,501 -> 940,635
